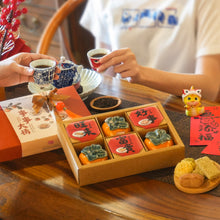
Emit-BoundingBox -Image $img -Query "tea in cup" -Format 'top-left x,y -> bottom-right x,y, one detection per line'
87,48 -> 110,71
30,59 -> 56,85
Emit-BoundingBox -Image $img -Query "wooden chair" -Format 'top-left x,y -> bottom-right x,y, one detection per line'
0,87 -> 6,101
1,0 -> 93,101
36,0 -> 94,68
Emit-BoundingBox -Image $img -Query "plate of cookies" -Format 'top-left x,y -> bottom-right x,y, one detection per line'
174,156 -> 220,194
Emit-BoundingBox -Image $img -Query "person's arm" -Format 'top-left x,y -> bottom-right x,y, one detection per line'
97,48 -> 220,102
0,52 -> 59,87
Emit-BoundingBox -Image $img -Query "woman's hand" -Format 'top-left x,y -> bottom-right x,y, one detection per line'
97,48 -> 142,83
0,52 -> 60,87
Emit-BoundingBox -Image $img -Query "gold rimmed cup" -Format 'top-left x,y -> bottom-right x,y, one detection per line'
90,96 -> 121,111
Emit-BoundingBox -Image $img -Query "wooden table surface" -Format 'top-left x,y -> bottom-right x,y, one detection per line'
0,75 -> 220,220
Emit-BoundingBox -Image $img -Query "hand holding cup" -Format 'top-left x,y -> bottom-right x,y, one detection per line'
87,48 -> 110,71
30,59 -> 57,85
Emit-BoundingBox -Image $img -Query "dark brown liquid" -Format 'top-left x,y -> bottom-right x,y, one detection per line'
35,65 -> 51,68
91,53 -> 106,58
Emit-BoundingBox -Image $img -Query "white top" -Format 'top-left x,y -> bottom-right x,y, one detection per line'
80,0 -> 220,73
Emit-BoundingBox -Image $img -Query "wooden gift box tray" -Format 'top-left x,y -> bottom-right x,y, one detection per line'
57,102 -> 185,186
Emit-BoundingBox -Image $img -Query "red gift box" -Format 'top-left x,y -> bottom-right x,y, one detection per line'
0,86 -> 90,162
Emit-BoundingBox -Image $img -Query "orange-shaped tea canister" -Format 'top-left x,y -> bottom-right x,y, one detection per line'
102,116 -> 130,137
79,144 -> 108,165
144,128 -> 173,150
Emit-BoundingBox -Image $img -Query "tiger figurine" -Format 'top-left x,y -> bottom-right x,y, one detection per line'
182,86 -> 205,117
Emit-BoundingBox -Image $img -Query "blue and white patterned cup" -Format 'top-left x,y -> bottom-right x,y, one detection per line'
53,58 -> 81,89
30,59 -> 56,85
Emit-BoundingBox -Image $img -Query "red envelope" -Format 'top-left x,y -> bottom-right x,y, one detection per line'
201,140 -> 220,156
190,106 -> 220,146
190,106 -> 220,155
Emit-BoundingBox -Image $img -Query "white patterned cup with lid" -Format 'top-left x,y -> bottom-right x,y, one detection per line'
53,57 -> 81,89
30,59 -> 56,85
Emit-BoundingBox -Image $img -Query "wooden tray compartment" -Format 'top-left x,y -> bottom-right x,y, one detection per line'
96,111 -> 134,137
57,102 -> 185,186
70,138 -> 113,166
